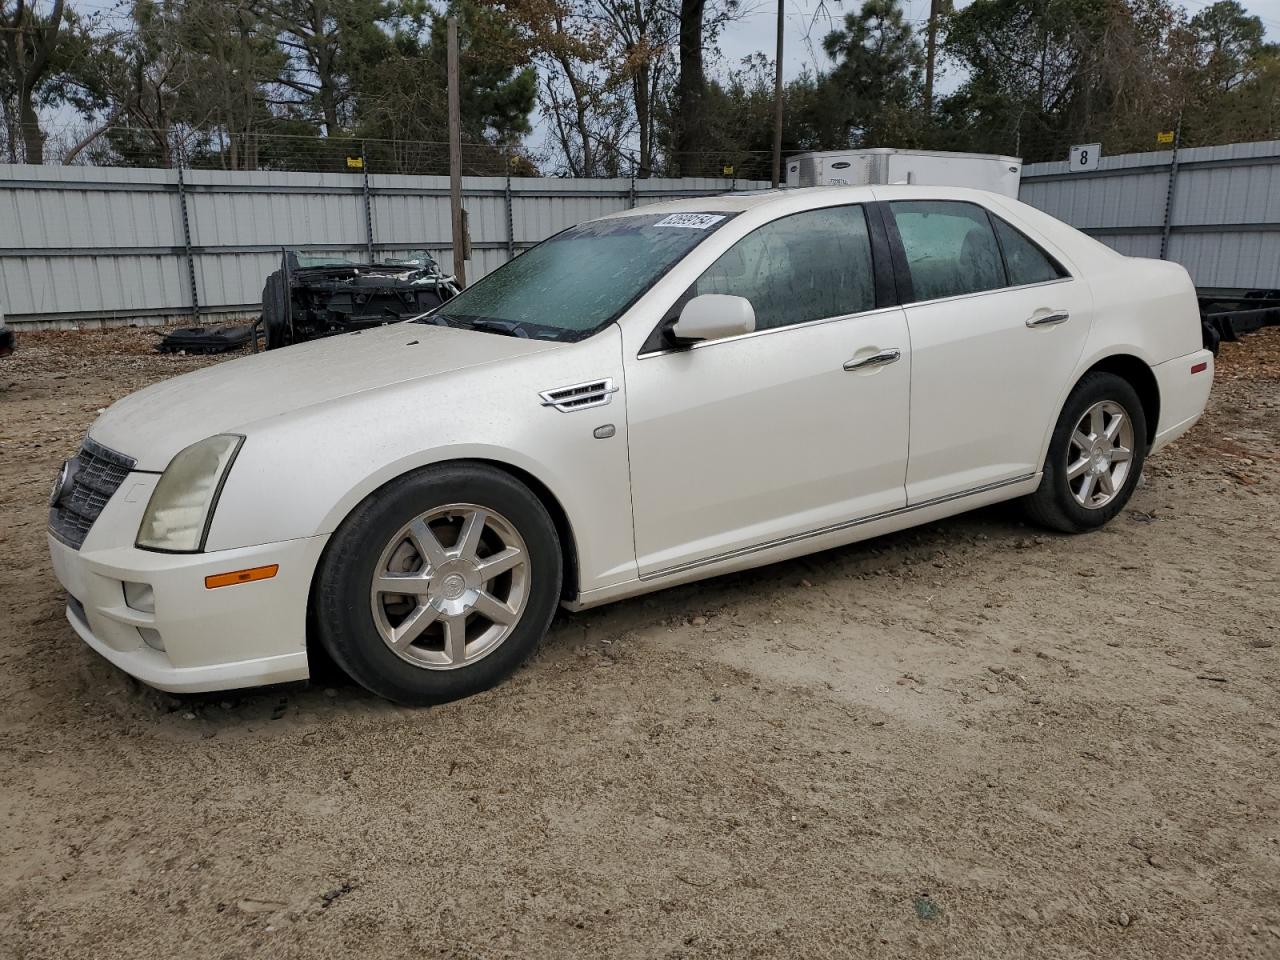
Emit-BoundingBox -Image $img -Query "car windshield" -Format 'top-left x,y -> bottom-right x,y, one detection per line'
420,211 -> 735,340
293,251 -> 360,268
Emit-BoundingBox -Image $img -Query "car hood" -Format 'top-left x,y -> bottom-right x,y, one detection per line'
89,323 -> 561,470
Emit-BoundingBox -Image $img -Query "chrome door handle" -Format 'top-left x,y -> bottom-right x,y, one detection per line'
1026,311 -> 1070,328
843,348 -> 902,371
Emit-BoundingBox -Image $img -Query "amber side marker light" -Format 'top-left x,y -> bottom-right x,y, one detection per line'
205,564 -> 279,589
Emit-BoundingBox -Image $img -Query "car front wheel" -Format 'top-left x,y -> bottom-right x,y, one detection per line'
314,463 -> 563,704
1023,371 -> 1149,533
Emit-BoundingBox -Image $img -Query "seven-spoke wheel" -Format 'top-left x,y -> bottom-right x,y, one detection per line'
1023,371 -> 1148,533
370,505 -> 530,670
1066,400 -> 1135,509
315,464 -> 562,705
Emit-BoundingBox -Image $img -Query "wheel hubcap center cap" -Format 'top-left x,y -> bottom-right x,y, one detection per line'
441,573 -> 466,600
1090,441 -> 1111,474
427,559 -> 482,616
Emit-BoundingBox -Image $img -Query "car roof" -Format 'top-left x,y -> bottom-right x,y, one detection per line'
589,184 -> 1110,274
594,184 -> 1003,221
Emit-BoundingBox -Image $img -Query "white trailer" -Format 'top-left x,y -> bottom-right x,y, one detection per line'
785,148 -> 1022,197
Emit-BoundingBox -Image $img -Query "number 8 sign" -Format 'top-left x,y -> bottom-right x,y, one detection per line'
1069,143 -> 1102,172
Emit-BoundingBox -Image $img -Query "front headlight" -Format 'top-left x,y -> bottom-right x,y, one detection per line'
136,434 -> 243,552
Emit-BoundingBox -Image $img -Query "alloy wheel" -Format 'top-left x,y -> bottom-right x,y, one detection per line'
369,504 -> 530,670
1066,400 -> 1135,509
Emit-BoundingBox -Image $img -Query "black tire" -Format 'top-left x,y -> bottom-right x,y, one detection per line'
313,463 -> 562,705
261,271 -> 290,350
1022,371 -> 1148,533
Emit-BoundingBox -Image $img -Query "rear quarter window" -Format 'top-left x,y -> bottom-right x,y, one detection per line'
992,216 -> 1067,286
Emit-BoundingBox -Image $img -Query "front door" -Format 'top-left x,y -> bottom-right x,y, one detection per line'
624,203 -> 912,577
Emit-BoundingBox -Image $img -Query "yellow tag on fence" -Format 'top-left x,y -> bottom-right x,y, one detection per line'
346,156 -> 365,169
1156,131 -> 1174,145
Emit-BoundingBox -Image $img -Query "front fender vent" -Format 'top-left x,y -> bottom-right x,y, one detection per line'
539,378 -> 618,413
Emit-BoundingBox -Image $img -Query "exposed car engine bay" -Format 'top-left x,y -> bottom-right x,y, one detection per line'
261,249 -> 460,349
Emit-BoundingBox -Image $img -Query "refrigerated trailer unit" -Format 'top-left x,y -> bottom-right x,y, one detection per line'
785,148 -> 1023,198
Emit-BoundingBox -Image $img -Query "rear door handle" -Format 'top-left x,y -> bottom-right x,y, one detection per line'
843,348 -> 902,371
1026,311 -> 1070,328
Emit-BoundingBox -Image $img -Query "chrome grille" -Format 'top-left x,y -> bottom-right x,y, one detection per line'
49,437 -> 136,550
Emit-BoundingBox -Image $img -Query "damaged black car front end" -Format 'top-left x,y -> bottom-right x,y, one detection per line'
261,249 -> 460,349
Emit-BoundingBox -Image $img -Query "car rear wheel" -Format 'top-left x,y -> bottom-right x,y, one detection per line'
1023,372 -> 1148,533
314,464 -> 562,704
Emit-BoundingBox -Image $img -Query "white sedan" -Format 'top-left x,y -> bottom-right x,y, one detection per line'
48,186 -> 1214,704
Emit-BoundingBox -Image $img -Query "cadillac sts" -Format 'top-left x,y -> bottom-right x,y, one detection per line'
47,186 -> 1214,704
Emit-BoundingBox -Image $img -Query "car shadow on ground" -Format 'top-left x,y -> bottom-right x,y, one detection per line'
103,501 -> 1046,738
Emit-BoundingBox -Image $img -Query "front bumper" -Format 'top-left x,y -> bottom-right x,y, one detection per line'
48,470 -> 328,693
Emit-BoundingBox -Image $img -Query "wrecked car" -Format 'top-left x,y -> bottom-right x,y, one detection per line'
261,249 -> 460,349
0,304 -> 13,358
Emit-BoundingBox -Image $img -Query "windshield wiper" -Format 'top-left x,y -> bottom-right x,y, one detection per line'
462,319 -> 531,338
414,313 -> 568,341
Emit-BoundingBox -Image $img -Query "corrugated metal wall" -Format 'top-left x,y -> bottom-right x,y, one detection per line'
0,166 -> 766,326
6,141 -> 1275,325
1019,139 -> 1280,290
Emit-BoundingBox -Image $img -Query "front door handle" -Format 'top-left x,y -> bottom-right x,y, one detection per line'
1026,311 -> 1070,328
843,348 -> 902,371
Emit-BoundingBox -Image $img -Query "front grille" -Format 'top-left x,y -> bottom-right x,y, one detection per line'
49,437 -> 136,550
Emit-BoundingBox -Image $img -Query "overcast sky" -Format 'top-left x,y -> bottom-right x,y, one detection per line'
718,0 -> 1280,89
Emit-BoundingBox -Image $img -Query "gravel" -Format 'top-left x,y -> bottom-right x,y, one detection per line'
1,325 -> 1278,959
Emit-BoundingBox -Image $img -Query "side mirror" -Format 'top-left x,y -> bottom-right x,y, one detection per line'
670,294 -> 756,345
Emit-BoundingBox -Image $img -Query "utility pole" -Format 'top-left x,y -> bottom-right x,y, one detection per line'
924,0 -> 940,116
1159,113 -> 1183,262
447,16 -> 467,287
772,0 -> 784,187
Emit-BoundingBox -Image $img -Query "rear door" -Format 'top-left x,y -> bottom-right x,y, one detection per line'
883,199 -> 1093,504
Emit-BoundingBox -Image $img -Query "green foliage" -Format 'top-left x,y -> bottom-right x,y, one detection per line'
352,0 -> 537,170
821,0 -> 925,146
938,0 -> 1114,158
689,0 -> 1278,170
1178,0 -> 1279,144
675,54 -> 844,176
939,0 -> 1278,158
4,0 -> 1279,171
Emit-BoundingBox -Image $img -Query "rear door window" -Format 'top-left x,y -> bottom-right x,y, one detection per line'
889,200 -> 1005,303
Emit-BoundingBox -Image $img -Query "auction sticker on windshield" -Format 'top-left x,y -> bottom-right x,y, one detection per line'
653,213 -> 727,229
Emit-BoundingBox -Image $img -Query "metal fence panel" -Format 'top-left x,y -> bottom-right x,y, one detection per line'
1171,232 -> 1280,290
0,164 -> 763,326
1020,138 -> 1280,290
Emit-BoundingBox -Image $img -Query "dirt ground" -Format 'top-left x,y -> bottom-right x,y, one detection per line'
1,325 -> 1277,960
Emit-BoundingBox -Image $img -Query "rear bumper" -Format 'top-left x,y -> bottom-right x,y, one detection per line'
1150,349 -> 1214,454
49,514 -> 328,694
